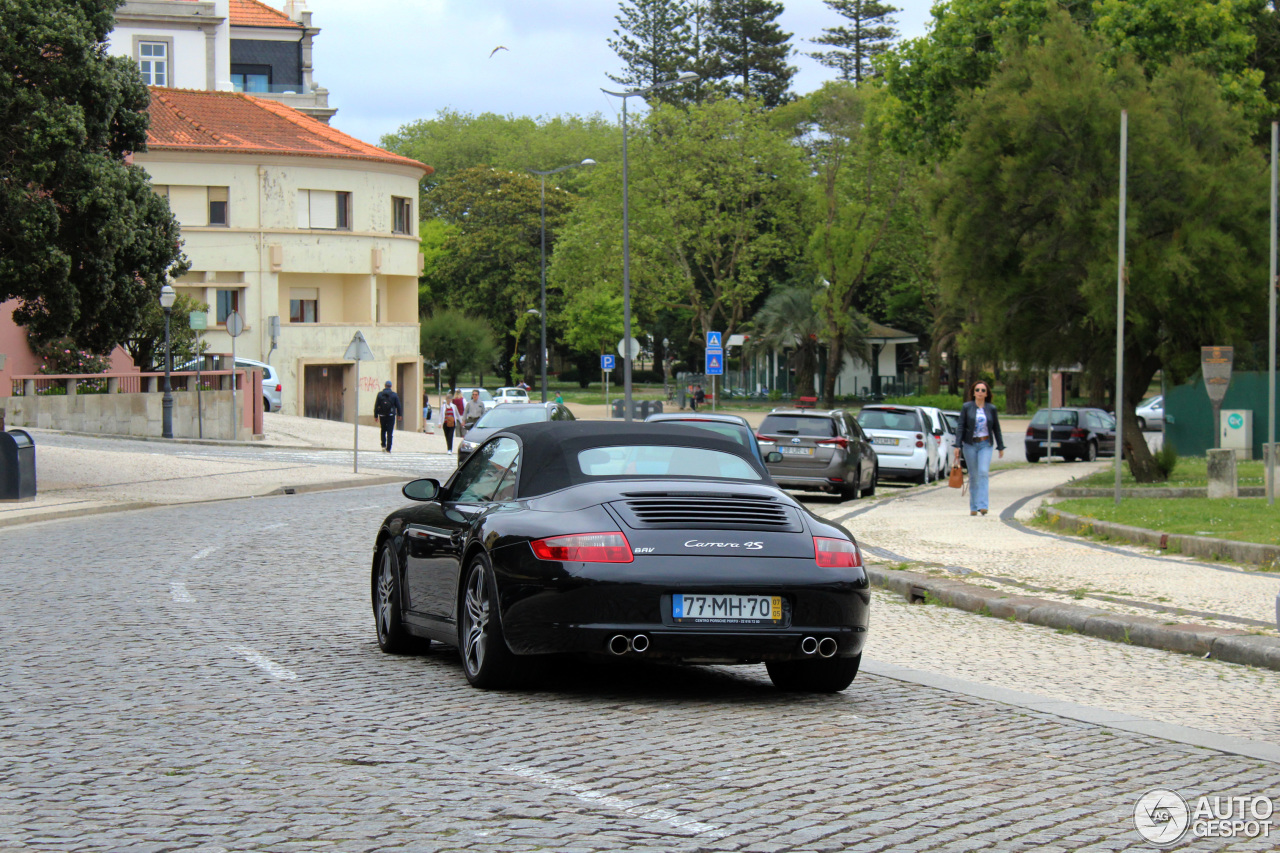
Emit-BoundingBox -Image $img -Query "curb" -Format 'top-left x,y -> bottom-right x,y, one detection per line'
867,565 -> 1280,672
1037,505 -> 1280,569
1053,486 -> 1266,499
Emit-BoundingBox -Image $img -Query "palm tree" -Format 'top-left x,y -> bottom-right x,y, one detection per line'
747,287 -> 824,398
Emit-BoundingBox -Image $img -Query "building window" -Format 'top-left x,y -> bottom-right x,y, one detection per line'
289,288 -> 319,323
297,190 -> 352,230
208,187 -> 228,226
231,73 -> 270,93
138,41 -> 168,86
215,289 -> 241,324
392,196 -> 412,234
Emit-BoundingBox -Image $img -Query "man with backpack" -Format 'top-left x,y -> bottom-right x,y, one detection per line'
373,380 -> 402,452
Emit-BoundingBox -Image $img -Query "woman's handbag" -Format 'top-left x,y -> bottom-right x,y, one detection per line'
948,465 -> 964,489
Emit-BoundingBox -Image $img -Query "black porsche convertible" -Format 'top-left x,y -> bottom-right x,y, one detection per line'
370,421 -> 870,692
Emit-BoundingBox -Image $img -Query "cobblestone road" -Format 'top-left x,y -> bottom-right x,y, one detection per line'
3,486 -> 1278,852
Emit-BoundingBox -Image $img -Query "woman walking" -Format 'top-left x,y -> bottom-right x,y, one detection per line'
954,381 -> 1005,516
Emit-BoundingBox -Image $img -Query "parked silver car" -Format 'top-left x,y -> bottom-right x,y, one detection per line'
755,408 -> 878,501
1136,395 -> 1164,431
180,356 -> 282,413
456,402 -> 574,465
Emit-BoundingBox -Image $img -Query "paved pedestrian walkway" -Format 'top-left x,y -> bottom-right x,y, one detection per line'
819,462 -> 1280,633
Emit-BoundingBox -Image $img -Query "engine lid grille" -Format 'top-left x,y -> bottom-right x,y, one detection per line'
611,496 -> 802,531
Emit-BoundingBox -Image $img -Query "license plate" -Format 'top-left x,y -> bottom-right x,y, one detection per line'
672,594 -> 782,624
779,446 -> 814,455
873,437 -> 898,446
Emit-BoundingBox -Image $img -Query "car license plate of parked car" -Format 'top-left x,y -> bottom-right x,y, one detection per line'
673,594 -> 782,624
873,437 -> 898,446
779,446 -> 814,455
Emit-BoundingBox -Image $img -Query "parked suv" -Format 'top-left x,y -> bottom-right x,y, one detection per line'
856,405 -> 941,485
179,356 -> 282,413
755,408 -> 878,501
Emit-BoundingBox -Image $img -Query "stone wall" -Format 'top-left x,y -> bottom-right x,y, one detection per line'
0,389 -> 252,441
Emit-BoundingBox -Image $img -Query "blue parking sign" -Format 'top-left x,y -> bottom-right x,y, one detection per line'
601,354 -> 615,370
705,351 -> 724,375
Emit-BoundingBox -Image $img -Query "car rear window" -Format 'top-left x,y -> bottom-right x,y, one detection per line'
661,421 -> 752,447
857,408 -> 922,432
759,415 -> 837,437
577,445 -> 761,480
1030,409 -> 1079,427
474,406 -> 548,429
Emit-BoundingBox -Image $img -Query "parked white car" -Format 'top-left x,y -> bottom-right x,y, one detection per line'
1136,395 -> 1164,431
917,405 -> 954,476
494,386 -> 531,405
179,355 -> 282,413
856,404 -> 941,485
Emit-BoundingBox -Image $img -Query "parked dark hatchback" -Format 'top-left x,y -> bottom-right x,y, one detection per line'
755,409 -> 878,500
1025,407 -> 1116,462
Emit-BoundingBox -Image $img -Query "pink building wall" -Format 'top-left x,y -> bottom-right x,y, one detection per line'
1,299 -> 139,394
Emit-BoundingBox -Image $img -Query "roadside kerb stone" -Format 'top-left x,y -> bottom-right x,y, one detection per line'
865,565 -> 1280,671
1037,503 -> 1280,568
1052,486 -> 1266,498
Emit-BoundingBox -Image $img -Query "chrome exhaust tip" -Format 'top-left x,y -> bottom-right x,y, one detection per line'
630,634 -> 650,653
800,636 -> 819,655
608,634 -> 631,655
817,637 -> 838,658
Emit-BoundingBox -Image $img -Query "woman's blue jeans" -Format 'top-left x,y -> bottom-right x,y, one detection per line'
962,441 -> 993,512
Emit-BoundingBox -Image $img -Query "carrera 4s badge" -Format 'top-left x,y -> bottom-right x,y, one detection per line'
684,540 -> 764,550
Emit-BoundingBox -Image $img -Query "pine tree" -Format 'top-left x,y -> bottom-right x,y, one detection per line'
809,0 -> 899,84
607,0 -> 695,105
704,0 -> 796,107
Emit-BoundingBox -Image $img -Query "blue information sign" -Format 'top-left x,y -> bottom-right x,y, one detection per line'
601,354 -> 615,370
705,351 -> 724,375
706,331 -> 723,350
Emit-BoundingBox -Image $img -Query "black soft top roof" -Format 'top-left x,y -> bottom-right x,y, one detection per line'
498,421 -> 768,497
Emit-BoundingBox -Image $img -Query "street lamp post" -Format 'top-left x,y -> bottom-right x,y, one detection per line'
159,284 -> 176,439
529,159 -> 595,403
602,72 -> 698,420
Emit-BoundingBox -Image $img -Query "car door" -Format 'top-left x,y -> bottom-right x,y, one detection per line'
1091,410 -> 1117,455
844,414 -> 874,487
403,437 -> 521,623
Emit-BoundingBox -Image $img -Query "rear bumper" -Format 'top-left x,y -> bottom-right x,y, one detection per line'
769,473 -> 845,492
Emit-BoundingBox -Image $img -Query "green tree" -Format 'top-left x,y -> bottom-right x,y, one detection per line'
745,286 -> 823,398
808,0 -> 900,84
419,309 -> 501,391
123,293 -> 210,372
553,98 -> 807,350
934,13 -> 1266,480
608,0 -> 696,104
1,0 -> 188,353
705,0 -> 797,106
427,166 -> 578,381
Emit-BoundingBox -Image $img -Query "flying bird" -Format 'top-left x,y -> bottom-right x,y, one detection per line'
489,46 -> 508,58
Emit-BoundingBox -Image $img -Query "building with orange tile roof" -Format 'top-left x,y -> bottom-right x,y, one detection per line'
134,88 -> 434,424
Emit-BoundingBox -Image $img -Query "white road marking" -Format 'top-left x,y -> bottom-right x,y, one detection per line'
169,582 -> 193,603
502,764 -> 729,839
341,505 -> 382,513
228,646 -> 298,681
192,547 -> 218,560
262,523 -> 286,530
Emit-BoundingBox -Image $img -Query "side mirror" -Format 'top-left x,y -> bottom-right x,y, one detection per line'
766,451 -> 783,464
402,478 -> 440,502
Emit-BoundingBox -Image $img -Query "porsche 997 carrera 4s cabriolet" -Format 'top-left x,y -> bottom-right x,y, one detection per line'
371,421 -> 870,692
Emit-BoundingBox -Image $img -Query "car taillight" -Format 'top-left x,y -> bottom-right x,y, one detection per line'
275,384 -> 282,392
530,532 -> 633,563
817,437 -> 848,449
814,537 -> 861,568
755,433 -> 776,444
1071,428 -> 1087,439
915,433 -> 924,448
1026,426 -> 1034,436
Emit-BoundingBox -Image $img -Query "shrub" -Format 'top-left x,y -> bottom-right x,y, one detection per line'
1154,442 -> 1179,479
31,337 -> 112,376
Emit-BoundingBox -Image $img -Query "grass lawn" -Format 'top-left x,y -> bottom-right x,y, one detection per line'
1072,457 -> 1268,489
1047,497 -> 1280,547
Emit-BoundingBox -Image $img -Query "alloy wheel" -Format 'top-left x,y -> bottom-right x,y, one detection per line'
463,567 -> 490,675
376,548 -> 396,644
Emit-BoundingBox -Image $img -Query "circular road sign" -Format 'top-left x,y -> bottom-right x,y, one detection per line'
225,311 -> 245,338
617,336 -> 642,359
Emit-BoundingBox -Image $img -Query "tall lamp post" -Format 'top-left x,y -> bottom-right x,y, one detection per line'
159,284 -> 176,439
602,71 -> 698,420
529,159 -> 595,403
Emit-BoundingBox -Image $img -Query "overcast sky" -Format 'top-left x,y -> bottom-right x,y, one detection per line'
307,1 -> 935,146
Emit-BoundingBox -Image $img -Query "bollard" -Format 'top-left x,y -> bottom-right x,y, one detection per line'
1206,448 -> 1238,499
1265,443 -> 1280,499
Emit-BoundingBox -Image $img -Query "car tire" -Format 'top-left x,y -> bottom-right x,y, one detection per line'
458,554 -> 518,689
839,468 -> 859,502
860,462 -> 877,498
766,653 -> 861,693
915,466 -> 929,485
1084,441 -> 1097,462
372,542 -> 417,654
1136,416 -> 1146,431
263,396 -> 270,413
1026,451 -> 1042,464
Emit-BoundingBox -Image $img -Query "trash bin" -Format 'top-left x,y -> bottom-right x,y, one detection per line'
0,429 -> 36,501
